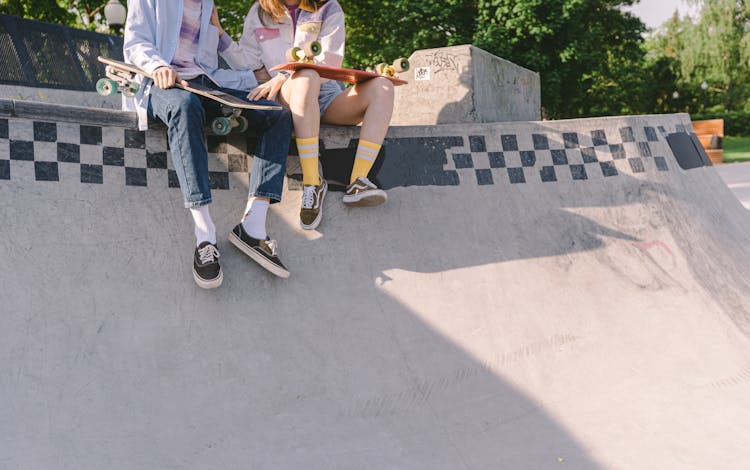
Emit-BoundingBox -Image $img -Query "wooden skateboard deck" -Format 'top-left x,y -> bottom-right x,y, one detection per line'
270,62 -> 408,86
97,56 -> 282,111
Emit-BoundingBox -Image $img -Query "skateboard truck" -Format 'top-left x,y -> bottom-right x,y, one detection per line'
374,58 -> 410,78
285,41 -> 322,63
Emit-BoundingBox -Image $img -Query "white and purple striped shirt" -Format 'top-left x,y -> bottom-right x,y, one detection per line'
171,0 -> 205,79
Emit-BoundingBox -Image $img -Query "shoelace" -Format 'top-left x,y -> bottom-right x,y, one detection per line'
266,239 -> 278,256
301,185 -> 316,209
197,244 -> 220,264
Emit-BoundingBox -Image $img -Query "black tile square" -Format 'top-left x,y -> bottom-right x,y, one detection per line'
644,127 -> 658,142
57,142 -> 80,163
532,134 -> 549,150
551,149 -> 568,165
581,147 -> 598,163
34,161 -> 59,181
124,129 -> 146,149
10,141 -> 34,161
570,164 -> 588,180
507,167 -> 526,184
620,127 -> 635,142
658,126 -> 667,135
452,153 -> 474,169
228,154 -> 248,172
609,144 -> 626,160
81,164 -> 103,184
591,130 -> 607,146
469,135 -> 486,153
540,166 -> 557,182
563,133 -> 579,148
476,169 -> 493,185
103,147 -> 125,166
654,156 -> 669,171
629,158 -> 645,173
501,135 -> 518,151
488,152 -> 506,168
600,161 -> 618,177
520,150 -> 536,167
207,135 -> 227,153
638,142 -> 652,157
125,167 -> 147,186
80,125 -> 102,145
33,122 -> 57,142
146,151 -> 168,169
0,160 -> 9,180
168,169 -> 180,188
0,119 -> 8,139
209,171 -> 230,190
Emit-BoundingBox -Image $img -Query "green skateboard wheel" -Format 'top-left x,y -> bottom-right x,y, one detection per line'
211,117 -> 232,136
234,116 -> 249,133
304,41 -> 322,58
393,58 -> 410,73
96,78 -> 119,96
286,47 -> 302,62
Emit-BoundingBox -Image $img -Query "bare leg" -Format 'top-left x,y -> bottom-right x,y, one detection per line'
322,77 -> 395,144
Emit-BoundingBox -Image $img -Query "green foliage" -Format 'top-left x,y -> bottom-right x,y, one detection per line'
0,0 -> 73,24
474,0 -> 646,119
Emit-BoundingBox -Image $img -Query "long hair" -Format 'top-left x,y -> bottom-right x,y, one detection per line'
257,0 -> 327,25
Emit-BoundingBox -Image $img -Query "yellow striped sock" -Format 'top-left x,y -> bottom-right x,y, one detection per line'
351,139 -> 381,184
296,137 -> 320,186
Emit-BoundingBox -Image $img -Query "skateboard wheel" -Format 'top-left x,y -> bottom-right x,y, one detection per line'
96,78 -> 118,96
122,82 -> 139,98
375,63 -> 387,75
234,116 -> 249,133
286,47 -> 302,62
393,58 -> 410,73
303,41 -> 322,58
211,117 -> 232,136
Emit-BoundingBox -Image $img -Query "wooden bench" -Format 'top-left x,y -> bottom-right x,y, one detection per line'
692,119 -> 724,165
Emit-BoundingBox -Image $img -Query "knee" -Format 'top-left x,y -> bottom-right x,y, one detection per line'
368,77 -> 395,103
172,93 -> 204,120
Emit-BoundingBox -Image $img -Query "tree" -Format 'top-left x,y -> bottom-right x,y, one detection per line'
0,0 -> 73,24
473,0 -> 647,119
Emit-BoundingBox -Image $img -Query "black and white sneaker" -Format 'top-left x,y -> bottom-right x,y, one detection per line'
229,224 -> 290,279
342,177 -> 387,207
193,241 -> 223,289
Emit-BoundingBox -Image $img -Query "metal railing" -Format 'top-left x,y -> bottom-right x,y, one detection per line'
0,14 -> 123,91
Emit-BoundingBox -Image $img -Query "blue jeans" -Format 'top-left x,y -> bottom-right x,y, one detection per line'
147,76 -> 291,208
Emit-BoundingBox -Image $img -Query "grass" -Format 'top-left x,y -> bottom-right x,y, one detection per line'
724,136 -> 750,163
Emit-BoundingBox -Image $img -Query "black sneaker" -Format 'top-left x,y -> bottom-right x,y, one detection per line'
342,177 -> 387,206
229,224 -> 290,279
193,241 -> 223,289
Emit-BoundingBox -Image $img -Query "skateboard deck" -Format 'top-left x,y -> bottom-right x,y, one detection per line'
97,56 -> 282,111
270,62 -> 408,86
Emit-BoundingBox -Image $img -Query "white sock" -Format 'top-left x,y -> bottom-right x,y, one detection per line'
241,198 -> 269,240
190,205 -> 216,246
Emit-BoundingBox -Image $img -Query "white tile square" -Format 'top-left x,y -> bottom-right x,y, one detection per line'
80,144 -> 103,165
102,127 -> 125,147
56,123 -> 80,144
33,141 -> 57,162
124,148 -> 147,168
9,119 -> 33,141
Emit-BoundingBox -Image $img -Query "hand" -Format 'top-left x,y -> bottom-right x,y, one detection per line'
211,6 -> 225,36
247,74 -> 287,101
152,67 -> 188,89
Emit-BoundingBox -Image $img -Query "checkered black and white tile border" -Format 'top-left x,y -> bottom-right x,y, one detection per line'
0,118 -> 681,189
442,125 -> 674,187
0,118 -> 254,190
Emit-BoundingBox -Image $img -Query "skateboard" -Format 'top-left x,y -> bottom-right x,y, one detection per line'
96,56 -> 282,135
270,41 -> 409,86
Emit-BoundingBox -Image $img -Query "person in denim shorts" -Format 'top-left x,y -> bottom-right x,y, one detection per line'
216,0 -> 396,231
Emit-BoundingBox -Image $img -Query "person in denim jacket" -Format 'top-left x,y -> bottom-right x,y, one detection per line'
124,0 -> 293,288
215,0 -> 395,230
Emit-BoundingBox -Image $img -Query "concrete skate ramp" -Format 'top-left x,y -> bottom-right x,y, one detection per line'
2,112 -> 750,469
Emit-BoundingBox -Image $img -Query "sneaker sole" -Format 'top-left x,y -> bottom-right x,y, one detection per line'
228,232 -> 290,279
193,268 -> 223,289
300,182 -> 328,230
342,189 -> 387,207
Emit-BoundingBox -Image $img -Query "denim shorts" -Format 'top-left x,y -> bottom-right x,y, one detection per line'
319,80 -> 344,115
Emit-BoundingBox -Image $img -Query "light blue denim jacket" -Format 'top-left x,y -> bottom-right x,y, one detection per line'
123,0 -> 258,130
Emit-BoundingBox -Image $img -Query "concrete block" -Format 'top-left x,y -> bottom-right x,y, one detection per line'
391,45 -> 541,125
